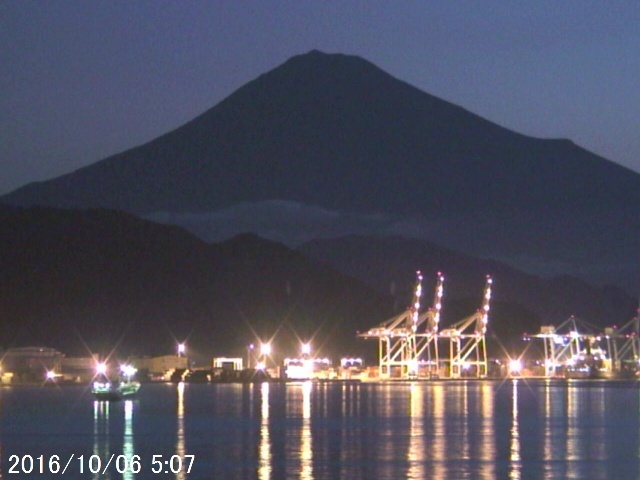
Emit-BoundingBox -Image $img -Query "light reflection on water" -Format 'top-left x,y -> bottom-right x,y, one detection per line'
2,380 -> 640,479
407,383 -> 423,480
259,382 -> 271,480
122,400 -> 134,480
510,380 -> 521,480
92,399 -> 136,480
431,382 -> 446,480
300,381 -> 312,480
480,382 -> 496,479
174,382 -> 185,480
93,400 -> 111,480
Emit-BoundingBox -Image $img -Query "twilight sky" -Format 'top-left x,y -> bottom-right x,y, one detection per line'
1,1 -> 639,195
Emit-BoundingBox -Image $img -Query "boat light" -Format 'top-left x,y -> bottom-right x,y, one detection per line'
96,362 -> 107,375
120,364 -> 137,377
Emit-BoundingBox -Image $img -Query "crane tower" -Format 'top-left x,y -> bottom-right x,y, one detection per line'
439,276 -> 493,378
359,272 -> 444,379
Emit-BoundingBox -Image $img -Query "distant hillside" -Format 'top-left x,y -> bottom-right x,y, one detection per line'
0,205 -> 395,361
2,50 -> 639,290
298,235 -> 638,335
1,206 -> 634,363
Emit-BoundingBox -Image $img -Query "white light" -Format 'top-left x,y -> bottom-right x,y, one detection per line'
340,358 -> 363,367
509,359 -> 522,373
178,343 -> 186,355
408,359 -> 419,375
301,343 -> 311,355
120,364 -> 137,377
261,343 -> 271,356
96,362 -> 107,375
46,370 -> 56,380
256,361 -> 266,370
285,357 -> 314,379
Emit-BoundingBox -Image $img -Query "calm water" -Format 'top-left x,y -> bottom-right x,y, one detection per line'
1,379 -> 640,479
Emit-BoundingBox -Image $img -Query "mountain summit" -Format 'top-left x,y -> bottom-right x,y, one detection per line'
3,50 -> 639,289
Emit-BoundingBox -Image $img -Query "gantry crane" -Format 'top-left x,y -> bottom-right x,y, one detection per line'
413,272 -> 444,377
439,276 -> 493,378
359,272 -> 444,379
525,316 -> 608,377
605,304 -> 640,373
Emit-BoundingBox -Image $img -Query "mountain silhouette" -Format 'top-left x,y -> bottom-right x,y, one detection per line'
298,235 -> 637,329
2,50 -> 639,290
0,205 -> 395,361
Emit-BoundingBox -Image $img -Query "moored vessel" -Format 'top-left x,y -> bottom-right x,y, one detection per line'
92,363 -> 140,401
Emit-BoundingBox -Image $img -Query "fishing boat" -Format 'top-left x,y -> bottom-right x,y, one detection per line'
92,363 -> 140,401
92,379 -> 141,400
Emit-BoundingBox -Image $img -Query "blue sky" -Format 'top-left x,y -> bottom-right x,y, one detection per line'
2,1 -> 639,194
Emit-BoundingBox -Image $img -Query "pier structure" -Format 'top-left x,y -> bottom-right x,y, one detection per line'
439,276 -> 493,379
358,272 -> 444,379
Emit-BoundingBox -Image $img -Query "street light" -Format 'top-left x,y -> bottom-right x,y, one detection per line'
246,344 -> 254,369
260,343 -> 271,369
177,343 -> 186,357
96,362 -> 107,376
301,342 -> 311,356
509,359 -> 523,375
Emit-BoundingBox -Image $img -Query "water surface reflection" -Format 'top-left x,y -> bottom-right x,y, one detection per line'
93,401 -> 111,480
259,382 -> 271,480
510,380 -> 520,480
3,380 -> 639,480
174,382 -> 185,480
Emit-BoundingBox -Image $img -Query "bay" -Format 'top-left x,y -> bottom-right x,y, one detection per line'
1,379 -> 639,479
